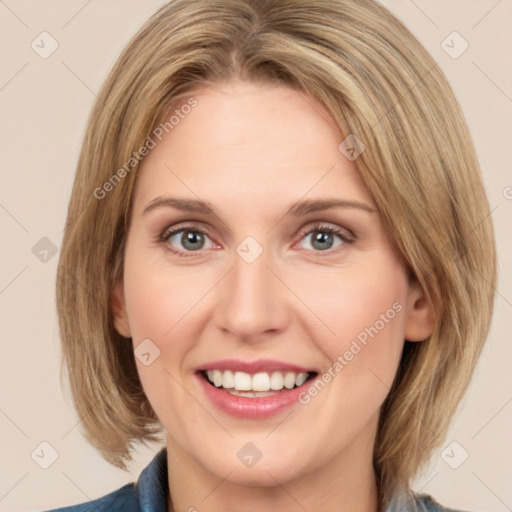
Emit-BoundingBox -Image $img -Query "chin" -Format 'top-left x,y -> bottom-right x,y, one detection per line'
197,439 -> 312,487
215,459 -> 306,488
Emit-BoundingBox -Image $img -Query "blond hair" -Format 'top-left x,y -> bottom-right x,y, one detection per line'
56,0 -> 497,506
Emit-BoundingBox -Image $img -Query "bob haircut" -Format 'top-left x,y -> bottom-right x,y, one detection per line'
56,0 -> 497,506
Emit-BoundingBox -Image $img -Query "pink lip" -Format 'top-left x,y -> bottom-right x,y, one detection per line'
198,359 -> 313,374
196,373 -> 314,419
195,360 -> 318,419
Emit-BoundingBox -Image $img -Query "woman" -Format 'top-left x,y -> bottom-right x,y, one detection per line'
51,0 -> 496,510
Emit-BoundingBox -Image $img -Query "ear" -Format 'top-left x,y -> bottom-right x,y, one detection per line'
111,280 -> 132,338
404,280 -> 435,342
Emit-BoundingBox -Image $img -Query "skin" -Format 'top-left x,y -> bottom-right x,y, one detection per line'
112,80 -> 434,512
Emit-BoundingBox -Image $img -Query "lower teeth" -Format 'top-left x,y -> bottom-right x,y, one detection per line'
226,389 -> 280,398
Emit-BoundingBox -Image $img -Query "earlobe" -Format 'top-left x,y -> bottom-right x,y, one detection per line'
111,281 -> 132,338
404,281 -> 436,342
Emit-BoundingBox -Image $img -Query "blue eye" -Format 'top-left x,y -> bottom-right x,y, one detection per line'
299,226 -> 351,252
160,226 -> 215,256
169,230 -> 209,251
158,222 -> 354,258
296,222 -> 355,256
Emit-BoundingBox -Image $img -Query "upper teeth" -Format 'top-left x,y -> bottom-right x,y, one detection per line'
206,370 -> 309,391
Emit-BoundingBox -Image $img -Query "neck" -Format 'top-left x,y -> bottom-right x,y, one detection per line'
165,425 -> 379,512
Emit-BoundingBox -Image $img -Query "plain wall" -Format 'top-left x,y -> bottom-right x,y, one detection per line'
0,1 -> 511,511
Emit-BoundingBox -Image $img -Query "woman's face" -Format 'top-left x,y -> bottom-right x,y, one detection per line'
112,80 -> 433,486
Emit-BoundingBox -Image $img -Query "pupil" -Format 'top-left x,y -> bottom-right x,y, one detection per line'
182,231 -> 204,250
312,231 -> 332,251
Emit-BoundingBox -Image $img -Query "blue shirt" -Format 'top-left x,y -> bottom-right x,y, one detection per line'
44,448 -> 467,512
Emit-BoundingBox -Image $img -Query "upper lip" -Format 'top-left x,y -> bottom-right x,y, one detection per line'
198,359 -> 315,374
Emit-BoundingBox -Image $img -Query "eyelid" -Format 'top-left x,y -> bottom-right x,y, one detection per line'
295,221 -> 355,243
159,221 -> 210,239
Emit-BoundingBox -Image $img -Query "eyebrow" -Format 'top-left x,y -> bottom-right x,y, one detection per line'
285,198 -> 375,216
142,196 -> 375,217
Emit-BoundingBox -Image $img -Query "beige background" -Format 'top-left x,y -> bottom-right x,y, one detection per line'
0,1 -> 511,511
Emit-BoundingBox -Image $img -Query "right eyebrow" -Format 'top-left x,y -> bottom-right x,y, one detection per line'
142,197 -> 214,216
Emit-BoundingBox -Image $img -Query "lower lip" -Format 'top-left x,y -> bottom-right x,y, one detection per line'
196,372 -> 312,419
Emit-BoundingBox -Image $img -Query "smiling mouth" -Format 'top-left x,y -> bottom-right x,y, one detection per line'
199,369 -> 318,397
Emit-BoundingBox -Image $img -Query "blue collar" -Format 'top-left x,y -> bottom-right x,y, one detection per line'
136,448 -> 169,511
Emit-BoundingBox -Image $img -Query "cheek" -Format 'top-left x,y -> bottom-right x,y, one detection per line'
295,261 -> 408,399
294,259 -> 407,345
122,262 -> 203,430
288,269 -> 407,451
121,249 -> 223,416
123,249 -> 212,346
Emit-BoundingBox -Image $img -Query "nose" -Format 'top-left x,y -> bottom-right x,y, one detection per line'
213,246 -> 291,343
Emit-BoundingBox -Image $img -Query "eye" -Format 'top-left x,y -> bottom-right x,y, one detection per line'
297,223 -> 354,254
158,224 -> 216,256
157,222 -> 354,258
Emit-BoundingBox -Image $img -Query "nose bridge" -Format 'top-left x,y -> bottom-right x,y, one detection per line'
214,242 -> 289,340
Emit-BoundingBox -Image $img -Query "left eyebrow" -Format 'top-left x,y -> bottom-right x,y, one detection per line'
285,199 -> 375,216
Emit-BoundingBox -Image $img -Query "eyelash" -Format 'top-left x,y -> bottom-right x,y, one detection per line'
157,222 -> 355,258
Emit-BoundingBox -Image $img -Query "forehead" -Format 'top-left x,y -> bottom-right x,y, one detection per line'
133,81 -> 374,216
